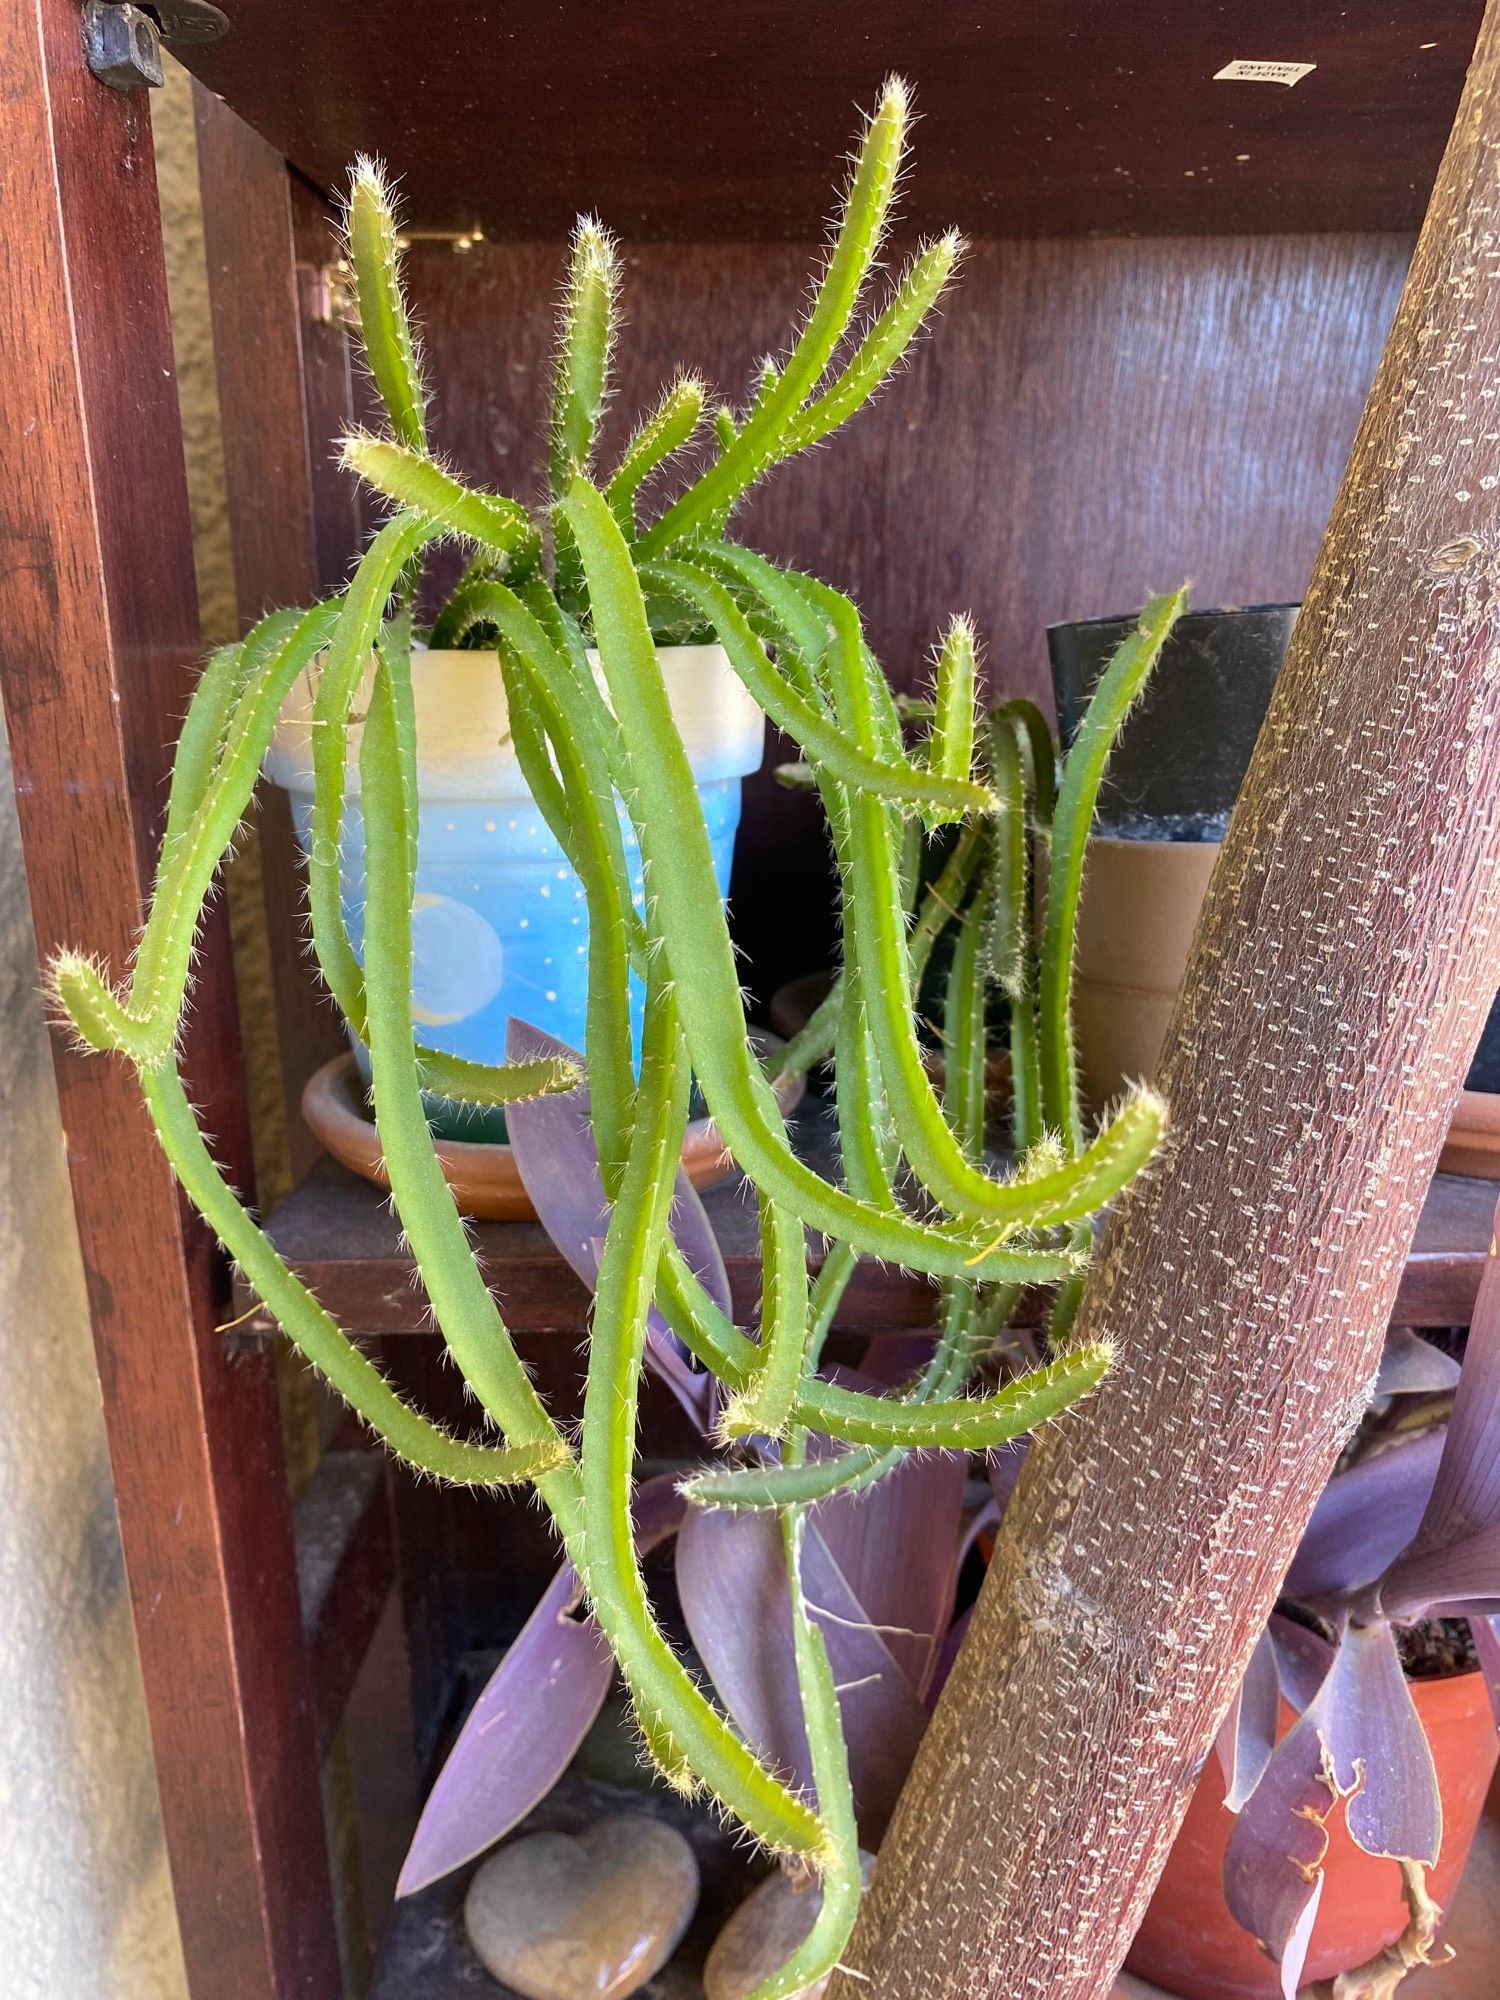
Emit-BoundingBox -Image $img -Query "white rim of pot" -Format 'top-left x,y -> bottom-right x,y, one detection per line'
265,642 -> 765,800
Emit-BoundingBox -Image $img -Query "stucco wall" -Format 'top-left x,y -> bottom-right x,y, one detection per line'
0,726 -> 188,1997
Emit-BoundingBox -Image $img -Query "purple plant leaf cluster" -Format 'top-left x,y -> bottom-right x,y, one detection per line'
810,1384 -> 969,1699
1220,1198 -> 1500,1993
1224,1621 -> 1441,1998
677,1362 -> 968,1843
677,1501 -> 933,1842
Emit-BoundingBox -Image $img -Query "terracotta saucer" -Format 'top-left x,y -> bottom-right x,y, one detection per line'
302,1035 -> 807,1222
1439,1089 -> 1500,1180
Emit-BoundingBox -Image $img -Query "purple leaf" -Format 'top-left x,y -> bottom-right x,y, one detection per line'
397,1477 -> 685,1895
812,1441 -> 969,1699
1379,1524 -> 1500,1623
1475,1614 -> 1500,1729
775,1514 -> 933,1840
505,1018 -> 728,1429
1223,1695 -> 1337,2000
397,1563 -> 609,1898
1268,1614 -> 1335,1715
676,1509 -> 812,1791
1224,1622 -> 1441,1995
1216,1629 -> 1281,1812
1285,1431 -> 1444,1602
795,1361 -> 969,1697
1376,1327 -> 1462,1397
1335,1621 -> 1442,1867
675,1504 -> 928,1843
1404,1196 -> 1500,1559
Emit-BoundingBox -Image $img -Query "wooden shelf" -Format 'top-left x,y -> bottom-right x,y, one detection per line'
250,1101 -> 1498,1335
254,1098 -> 952,1337
179,2 -> 1481,240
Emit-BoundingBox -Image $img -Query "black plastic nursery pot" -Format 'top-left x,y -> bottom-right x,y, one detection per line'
1048,602 -> 1299,835
1444,997 -> 1500,1175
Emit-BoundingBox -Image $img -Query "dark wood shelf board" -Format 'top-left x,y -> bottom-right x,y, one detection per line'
249,1102 -> 1497,1336
253,1097 -> 955,1335
180,3 -> 1480,240
1391,1169 -> 1499,1324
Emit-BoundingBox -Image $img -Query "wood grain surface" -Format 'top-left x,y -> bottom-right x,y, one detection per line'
251,1140 -> 1499,1338
178,1 -> 1478,239
193,86 -> 356,1180
0,8 -> 339,1994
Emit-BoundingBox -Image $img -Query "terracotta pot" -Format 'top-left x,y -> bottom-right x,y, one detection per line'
302,1038 -> 806,1222
1125,1670 -> 1499,2000
1071,836 -> 1220,1117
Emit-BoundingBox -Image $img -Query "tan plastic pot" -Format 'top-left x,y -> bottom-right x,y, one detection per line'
1072,838 -> 1500,1175
1071,836 -> 1221,1117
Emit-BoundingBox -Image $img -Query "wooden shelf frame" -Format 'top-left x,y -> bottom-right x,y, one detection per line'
0,4 -> 341,1992
250,1121 -> 1500,1340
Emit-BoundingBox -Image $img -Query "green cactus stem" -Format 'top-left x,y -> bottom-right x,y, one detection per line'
606,371 -> 706,535
637,77 -> 912,554
1038,586 -> 1187,1154
564,475 -> 1086,1285
346,157 -> 428,454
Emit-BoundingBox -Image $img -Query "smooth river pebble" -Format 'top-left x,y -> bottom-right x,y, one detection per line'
464,1815 -> 699,1999
703,1856 -> 874,2000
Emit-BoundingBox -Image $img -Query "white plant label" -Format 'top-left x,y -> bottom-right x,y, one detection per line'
1213,59 -> 1316,86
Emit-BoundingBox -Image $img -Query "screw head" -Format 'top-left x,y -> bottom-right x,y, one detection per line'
84,1 -> 165,90
153,0 -> 231,46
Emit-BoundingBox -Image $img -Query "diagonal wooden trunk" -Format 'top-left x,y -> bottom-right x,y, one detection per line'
829,7 -> 1500,1996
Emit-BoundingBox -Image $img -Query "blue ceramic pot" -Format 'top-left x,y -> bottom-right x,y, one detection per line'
267,643 -> 765,1136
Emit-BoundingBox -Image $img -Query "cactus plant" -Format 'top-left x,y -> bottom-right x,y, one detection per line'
50,80 -> 1180,1996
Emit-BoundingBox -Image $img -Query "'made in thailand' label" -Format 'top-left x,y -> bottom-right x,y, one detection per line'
1213,60 -> 1316,86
